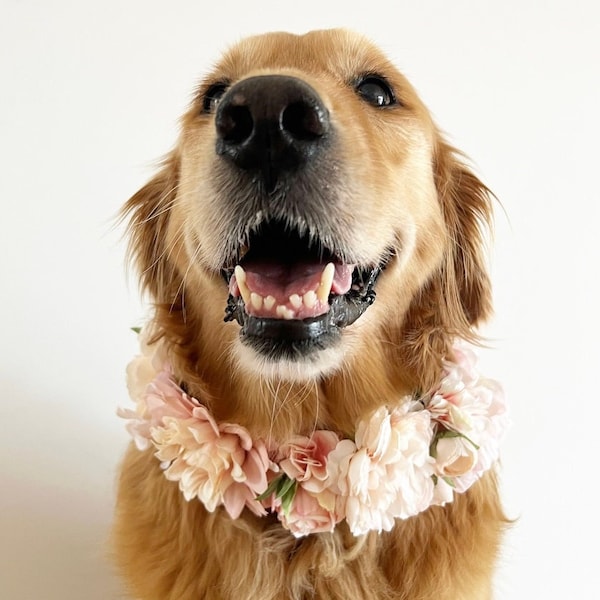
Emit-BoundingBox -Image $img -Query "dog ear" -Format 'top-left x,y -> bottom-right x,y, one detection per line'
434,139 -> 494,330
121,152 -> 180,302
393,139 -> 494,390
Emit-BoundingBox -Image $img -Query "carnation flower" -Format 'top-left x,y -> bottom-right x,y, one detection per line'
152,411 -> 271,519
325,407 -> 434,536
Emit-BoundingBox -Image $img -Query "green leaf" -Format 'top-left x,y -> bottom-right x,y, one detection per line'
255,475 -> 284,502
255,475 -> 299,516
131,326 -> 142,334
432,474 -> 456,488
442,476 -> 456,488
436,430 -> 462,439
429,439 -> 438,459
280,481 -> 298,516
434,429 -> 480,450
276,475 -> 296,498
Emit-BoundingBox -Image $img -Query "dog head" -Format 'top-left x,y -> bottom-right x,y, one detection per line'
123,29 -> 493,386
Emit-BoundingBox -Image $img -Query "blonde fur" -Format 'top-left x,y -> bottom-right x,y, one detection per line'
114,29 -> 507,599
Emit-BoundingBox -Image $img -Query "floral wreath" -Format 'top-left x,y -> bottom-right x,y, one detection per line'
119,326 -> 509,538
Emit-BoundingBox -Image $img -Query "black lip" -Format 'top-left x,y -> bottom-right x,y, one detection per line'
224,266 -> 381,359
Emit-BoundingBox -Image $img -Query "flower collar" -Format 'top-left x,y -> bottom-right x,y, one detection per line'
119,327 -> 509,538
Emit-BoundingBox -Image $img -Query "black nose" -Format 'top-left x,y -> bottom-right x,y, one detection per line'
215,75 -> 330,191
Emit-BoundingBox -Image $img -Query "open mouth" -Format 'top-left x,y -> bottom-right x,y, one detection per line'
222,220 -> 386,358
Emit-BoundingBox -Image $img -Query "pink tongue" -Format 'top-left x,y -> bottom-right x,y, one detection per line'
229,260 -> 354,320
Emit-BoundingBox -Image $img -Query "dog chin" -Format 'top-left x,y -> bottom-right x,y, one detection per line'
233,338 -> 345,382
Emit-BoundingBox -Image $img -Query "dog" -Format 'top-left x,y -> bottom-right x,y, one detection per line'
114,29 -> 508,599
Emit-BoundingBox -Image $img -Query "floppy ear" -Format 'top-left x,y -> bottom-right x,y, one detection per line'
121,152 -> 181,302
433,139 -> 494,330
397,140 -> 493,385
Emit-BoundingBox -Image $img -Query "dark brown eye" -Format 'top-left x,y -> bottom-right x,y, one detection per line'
356,76 -> 395,107
202,83 -> 228,113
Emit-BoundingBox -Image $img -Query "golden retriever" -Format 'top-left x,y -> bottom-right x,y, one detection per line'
114,29 -> 507,600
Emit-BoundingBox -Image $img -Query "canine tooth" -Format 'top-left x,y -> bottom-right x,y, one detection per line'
250,292 -> 263,310
289,294 -> 302,309
317,262 -> 335,303
234,265 -> 246,283
234,265 -> 250,304
276,305 -> 294,320
303,290 -> 317,308
264,295 -> 276,310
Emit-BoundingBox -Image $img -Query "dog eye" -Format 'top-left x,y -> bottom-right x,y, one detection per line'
202,83 -> 228,113
356,77 -> 395,107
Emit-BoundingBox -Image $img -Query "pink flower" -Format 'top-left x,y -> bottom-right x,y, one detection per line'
221,440 -> 273,518
119,367 -> 204,450
428,344 -> 509,493
279,430 -> 339,493
276,486 -> 338,537
120,324 -> 175,449
152,412 -> 271,519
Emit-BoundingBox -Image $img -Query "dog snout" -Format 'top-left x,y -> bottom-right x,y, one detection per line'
215,75 -> 330,190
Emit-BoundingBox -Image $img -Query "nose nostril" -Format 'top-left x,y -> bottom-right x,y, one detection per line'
282,102 -> 328,141
217,105 -> 254,144
215,76 -> 330,182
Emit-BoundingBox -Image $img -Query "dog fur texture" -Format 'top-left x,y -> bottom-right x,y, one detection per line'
114,29 -> 507,600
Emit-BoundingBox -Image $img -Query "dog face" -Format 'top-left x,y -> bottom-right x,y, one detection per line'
125,29 -> 492,383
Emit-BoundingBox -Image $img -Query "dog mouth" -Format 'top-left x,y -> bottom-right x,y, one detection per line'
222,220 -> 386,358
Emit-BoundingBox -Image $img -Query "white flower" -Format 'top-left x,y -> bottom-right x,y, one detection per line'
435,435 -> 478,478
386,408 -> 435,519
326,406 -> 434,536
429,344 -> 509,493
355,406 -> 392,460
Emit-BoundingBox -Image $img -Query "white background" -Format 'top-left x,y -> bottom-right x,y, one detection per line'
1,1 -> 599,598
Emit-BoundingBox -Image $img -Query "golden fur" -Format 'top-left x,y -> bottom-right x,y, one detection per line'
114,29 -> 506,599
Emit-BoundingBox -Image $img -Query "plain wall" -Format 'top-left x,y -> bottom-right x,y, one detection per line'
1,0 -> 599,598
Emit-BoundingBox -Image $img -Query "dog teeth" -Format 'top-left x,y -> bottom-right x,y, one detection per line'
234,263 -> 335,318
276,305 -> 294,320
317,263 -> 335,303
303,290 -> 317,308
289,294 -> 302,309
234,265 -> 251,305
250,292 -> 263,310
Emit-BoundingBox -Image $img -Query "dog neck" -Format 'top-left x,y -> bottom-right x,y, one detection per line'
119,323 -> 508,538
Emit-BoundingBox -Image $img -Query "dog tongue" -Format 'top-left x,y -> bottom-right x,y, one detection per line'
229,260 -> 354,320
